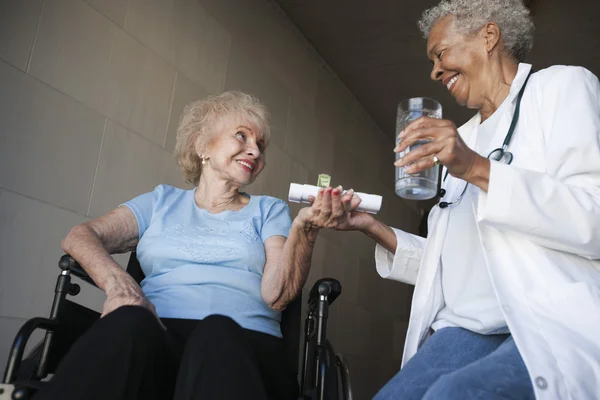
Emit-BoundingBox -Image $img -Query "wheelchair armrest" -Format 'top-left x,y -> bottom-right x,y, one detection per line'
2,318 -> 57,384
308,278 -> 342,311
58,255 -> 97,287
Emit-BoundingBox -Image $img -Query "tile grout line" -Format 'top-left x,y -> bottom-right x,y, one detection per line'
163,71 -> 179,149
123,0 -> 131,29
219,34 -> 232,93
0,184 -> 88,218
0,316 -> 28,322
100,9 -> 117,124
87,117 -> 108,217
266,0 -> 390,142
1,59 -> 170,157
25,0 -> 45,74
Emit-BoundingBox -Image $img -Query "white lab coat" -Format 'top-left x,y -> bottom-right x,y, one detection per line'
375,63 -> 600,399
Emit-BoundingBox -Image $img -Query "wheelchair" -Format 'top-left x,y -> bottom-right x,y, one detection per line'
1,253 -> 352,400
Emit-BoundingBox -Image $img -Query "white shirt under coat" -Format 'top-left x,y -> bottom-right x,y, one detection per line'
375,63 -> 600,399
432,100 -> 510,334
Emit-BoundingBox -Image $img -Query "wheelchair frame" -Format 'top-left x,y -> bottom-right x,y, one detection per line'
1,254 -> 351,400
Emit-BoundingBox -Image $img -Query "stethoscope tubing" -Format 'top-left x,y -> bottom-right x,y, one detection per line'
438,70 -> 534,208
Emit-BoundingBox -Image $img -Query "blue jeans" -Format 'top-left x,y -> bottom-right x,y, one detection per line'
374,327 -> 535,400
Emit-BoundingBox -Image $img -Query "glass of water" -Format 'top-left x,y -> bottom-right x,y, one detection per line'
395,97 -> 442,200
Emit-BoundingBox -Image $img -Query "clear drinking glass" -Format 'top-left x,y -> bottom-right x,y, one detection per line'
395,97 -> 442,200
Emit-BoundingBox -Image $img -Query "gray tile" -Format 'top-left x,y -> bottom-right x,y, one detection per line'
103,29 -> 176,147
250,143 -> 293,201
0,0 -> 42,71
28,0 -> 116,112
289,158 -> 309,195
376,132 -> 396,190
196,9 -> 230,94
392,319 -> 409,361
177,2 -> 230,94
311,125 -> 335,179
170,0 -> 209,82
29,0 -> 176,147
223,38 -> 263,106
200,0 -> 269,44
332,140 -> 368,194
224,37 -> 288,148
262,26 -> 319,113
112,252 -> 131,269
0,61 -> 105,214
303,234 -> 327,289
126,0 -> 230,94
165,72 -> 209,153
353,116 -> 381,180
322,240 -> 359,303
284,99 -> 318,172
125,0 -> 177,63
260,78 -> 290,149
0,317 -> 28,374
161,151 -> 191,190
0,188 -> 87,319
328,299 -> 370,356
315,69 -> 352,133
85,0 -> 128,27
369,312 -> 395,358
88,121 -> 172,218
66,277 -> 106,314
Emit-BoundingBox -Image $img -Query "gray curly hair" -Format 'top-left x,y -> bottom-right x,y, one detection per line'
418,0 -> 535,62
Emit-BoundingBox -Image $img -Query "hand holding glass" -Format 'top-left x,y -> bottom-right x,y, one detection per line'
395,98 -> 442,200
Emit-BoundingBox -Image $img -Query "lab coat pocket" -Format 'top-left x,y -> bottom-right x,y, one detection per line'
526,282 -> 600,398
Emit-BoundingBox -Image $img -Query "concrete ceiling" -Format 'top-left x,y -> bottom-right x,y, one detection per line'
273,0 -> 476,139
273,0 -> 600,140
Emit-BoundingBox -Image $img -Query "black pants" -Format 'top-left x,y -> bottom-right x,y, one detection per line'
33,306 -> 298,400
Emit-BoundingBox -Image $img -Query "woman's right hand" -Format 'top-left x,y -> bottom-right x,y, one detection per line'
102,274 -> 164,328
332,209 -> 375,232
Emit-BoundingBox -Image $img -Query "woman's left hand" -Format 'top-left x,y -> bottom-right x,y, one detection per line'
296,186 -> 364,232
394,116 -> 488,183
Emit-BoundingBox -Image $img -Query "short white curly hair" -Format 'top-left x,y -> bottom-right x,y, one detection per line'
174,91 -> 271,186
418,0 -> 535,62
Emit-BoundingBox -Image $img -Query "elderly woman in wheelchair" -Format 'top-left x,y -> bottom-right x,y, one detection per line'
20,91 -> 357,400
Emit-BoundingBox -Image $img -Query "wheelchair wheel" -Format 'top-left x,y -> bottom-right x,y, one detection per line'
335,354 -> 352,400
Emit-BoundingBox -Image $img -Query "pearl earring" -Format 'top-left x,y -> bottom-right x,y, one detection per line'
489,51 -> 493,57
202,158 -> 206,165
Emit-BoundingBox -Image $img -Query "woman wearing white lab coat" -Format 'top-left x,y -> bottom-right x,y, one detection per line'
303,0 -> 600,399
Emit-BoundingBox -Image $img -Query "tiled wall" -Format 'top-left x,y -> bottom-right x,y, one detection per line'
0,0 -> 420,396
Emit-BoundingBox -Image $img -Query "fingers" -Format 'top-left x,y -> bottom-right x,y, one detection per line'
321,187 -> 333,219
396,125 -> 455,154
148,304 -> 167,331
304,185 -> 355,229
349,193 -> 362,210
102,297 -> 166,330
312,187 -> 324,208
395,139 -> 445,168
331,186 -> 344,216
399,116 -> 453,138
395,126 -> 437,153
400,154 -> 440,175
340,189 -> 354,212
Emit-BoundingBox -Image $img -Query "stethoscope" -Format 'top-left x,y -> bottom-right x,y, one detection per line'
438,70 -> 533,209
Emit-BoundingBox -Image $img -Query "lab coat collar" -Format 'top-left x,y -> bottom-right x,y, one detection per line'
508,63 -> 533,103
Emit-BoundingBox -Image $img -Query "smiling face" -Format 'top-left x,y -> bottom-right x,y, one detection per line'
198,115 -> 267,187
427,16 -> 492,110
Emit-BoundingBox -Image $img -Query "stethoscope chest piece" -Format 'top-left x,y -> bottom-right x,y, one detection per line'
488,147 -> 514,165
